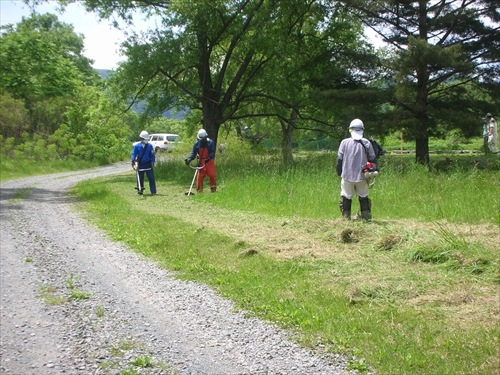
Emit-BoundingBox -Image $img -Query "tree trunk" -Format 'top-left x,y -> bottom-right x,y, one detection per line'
414,99 -> 430,165
415,137 -> 430,165
414,116 -> 430,165
201,102 -> 221,150
280,110 -> 296,165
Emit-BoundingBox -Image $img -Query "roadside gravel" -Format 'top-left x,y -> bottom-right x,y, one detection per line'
0,163 -> 356,375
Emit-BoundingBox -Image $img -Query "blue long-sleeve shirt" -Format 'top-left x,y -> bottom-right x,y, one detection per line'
131,142 -> 156,170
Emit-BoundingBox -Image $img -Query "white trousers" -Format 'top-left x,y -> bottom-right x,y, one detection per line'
341,179 -> 369,199
488,135 -> 498,153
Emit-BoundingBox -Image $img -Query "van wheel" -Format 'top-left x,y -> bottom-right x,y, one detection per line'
155,147 -> 161,153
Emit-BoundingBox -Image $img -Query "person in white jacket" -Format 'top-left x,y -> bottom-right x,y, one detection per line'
336,119 -> 376,221
483,113 -> 498,154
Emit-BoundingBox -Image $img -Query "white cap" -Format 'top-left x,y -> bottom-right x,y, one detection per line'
349,118 -> 364,130
139,130 -> 149,140
349,118 -> 364,140
197,129 -> 208,139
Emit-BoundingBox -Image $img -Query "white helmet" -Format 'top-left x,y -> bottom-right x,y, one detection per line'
349,119 -> 364,130
197,129 -> 208,140
139,130 -> 149,140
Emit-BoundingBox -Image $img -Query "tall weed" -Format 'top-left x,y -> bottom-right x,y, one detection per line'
159,152 -> 499,225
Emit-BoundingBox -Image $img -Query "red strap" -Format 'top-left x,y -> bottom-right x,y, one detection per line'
199,147 -> 209,160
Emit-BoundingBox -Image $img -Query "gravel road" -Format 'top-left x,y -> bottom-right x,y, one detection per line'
0,163 -> 355,375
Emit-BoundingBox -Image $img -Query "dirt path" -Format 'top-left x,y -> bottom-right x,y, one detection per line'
0,163 -> 353,375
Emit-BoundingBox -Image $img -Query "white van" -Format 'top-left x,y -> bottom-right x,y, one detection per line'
134,133 -> 181,152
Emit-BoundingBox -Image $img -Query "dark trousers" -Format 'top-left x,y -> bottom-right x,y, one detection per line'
484,136 -> 490,154
138,168 -> 156,194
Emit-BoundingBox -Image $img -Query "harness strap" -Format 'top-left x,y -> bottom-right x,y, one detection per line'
137,143 -> 150,165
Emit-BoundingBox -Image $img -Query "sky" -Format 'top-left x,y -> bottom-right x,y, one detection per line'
0,0 -> 156,70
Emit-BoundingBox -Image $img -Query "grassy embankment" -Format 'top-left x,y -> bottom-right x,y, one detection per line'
0,157 -> 101,181
69,141 -> 499,375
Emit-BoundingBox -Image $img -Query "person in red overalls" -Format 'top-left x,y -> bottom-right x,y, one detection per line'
185,129 -> 217,192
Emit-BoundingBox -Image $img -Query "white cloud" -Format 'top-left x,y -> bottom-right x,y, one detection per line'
0,0 -> 154,70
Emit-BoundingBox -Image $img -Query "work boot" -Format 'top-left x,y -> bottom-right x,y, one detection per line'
359,197 -> 372,222
339,196 -> 352,220
211,186 -> 217,192
361,211 -> 371,221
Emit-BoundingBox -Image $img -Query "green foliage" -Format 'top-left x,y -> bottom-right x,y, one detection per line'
344,1 -> 500,163
0,13 -> 99,100
347,358 -> 370,373
0,93 -> 29,138
0,12 -> 128,162
0,22 -> 83,100
95,306 -> 105,318
0,85 -> 132,165
69,290 -> 92,300
129,356 -> 152,368
95,0 -> 368,154
65,274 -> 76,290
36,283 -> 66,305
378,131 -> 484,153
37,293 -> 67,305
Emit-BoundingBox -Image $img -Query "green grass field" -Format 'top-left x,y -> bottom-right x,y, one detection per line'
0,156 -> 101,181
68,147 -> 499,375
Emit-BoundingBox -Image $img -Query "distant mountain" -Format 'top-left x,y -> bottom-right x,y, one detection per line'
94,69 -> 186,120
96,69 -> 112,79
131,101 -> 188,120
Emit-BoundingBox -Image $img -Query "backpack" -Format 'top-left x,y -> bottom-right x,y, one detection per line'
368,137 -> 386,163
358,138 -> 386,187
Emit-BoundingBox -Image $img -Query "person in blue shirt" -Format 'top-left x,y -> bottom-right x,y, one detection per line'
131,130 -> 156,195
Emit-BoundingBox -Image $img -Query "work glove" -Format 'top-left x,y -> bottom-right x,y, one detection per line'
184,158 -> 190,166
204,158 -> 210,163
131,161 -> 136,168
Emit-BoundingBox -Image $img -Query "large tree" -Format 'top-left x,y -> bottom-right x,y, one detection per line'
96,0 -> 324,148
245,3 -> 377,162
47,0 -> 365,154
338,0 -> 500,164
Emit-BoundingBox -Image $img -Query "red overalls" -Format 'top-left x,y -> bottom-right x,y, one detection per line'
197,146 -> 217,192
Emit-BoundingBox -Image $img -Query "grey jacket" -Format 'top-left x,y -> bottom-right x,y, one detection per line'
336,138 -> 376,182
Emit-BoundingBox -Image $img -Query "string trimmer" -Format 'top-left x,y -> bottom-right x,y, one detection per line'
133,163 -> 143,195
185,162 -> 205,196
